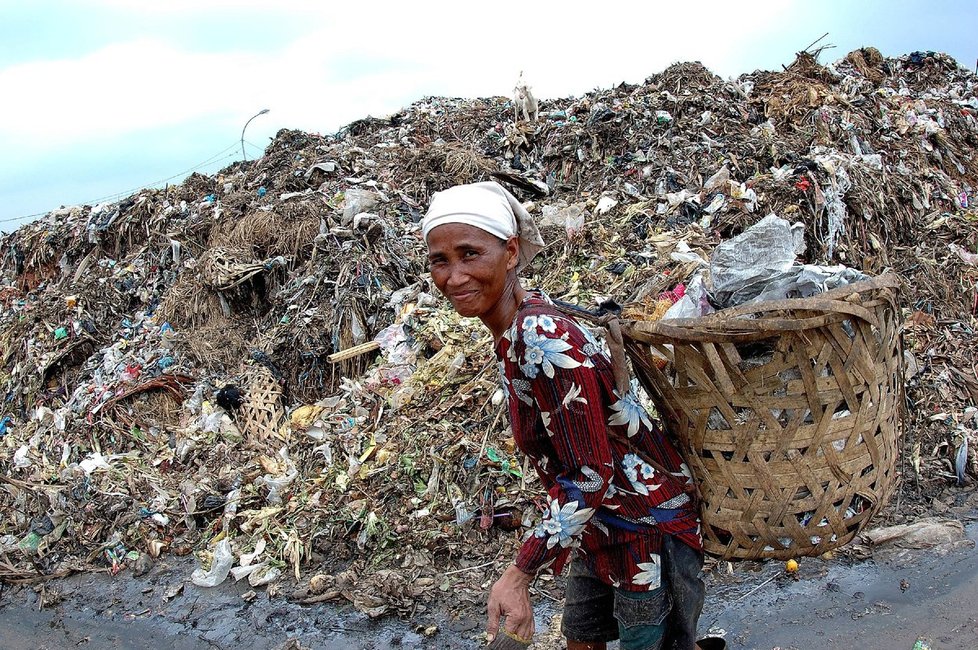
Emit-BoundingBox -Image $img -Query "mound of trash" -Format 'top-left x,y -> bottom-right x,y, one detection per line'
2,47 -> 977,617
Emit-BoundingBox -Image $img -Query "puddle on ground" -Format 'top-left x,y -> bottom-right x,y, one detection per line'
701,521 -> 978,649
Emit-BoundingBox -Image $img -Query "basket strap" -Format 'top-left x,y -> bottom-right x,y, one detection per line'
601,316 -> 631,396
551,301 -> 631,396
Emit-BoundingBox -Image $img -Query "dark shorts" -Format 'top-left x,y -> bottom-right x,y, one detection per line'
561,535 -> 705,650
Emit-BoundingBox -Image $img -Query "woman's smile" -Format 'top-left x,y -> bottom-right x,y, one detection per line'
450,289 -> 478,303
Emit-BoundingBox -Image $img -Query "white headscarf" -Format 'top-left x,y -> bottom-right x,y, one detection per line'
422,181 -> 544,271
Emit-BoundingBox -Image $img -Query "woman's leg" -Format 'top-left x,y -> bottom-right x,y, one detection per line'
562,560 -> 619,648
661,535 -> 706,650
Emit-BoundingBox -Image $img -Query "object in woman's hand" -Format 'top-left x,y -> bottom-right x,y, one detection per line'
487,630 -> 531,649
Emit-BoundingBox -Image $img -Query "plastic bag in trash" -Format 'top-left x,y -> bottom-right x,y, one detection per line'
229,536 -> 281,586
540,203 -> 586,240
747,264 -> 869,304
191,536 -> 233,587
703,165 -> 730,193
258,448 -> 298,505
373,323 -> 416,366
231,561 -> 281,586
12,445 -> 32,470
341,188 -> 380,225
710,215 -> 805,307
662,272 -> 714,320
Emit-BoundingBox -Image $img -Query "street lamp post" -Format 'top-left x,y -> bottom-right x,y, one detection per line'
241,109 -> 270,162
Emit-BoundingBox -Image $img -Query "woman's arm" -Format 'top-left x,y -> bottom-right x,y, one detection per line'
508,312 -> 616,575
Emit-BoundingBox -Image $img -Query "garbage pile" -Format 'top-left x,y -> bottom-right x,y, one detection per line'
2,47 -> 977,617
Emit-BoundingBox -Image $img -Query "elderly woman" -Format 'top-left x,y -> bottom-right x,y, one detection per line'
423,182 -> 708,650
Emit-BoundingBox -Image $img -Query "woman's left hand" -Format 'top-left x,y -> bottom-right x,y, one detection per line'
486,564 -> 535,643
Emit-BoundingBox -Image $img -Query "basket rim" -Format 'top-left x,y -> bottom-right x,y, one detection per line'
622,273 -> 900,343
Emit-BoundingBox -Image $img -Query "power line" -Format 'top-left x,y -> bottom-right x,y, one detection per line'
0,145 -> 236,225
74,142 -> 243,206
0,140 -> 256,226
79,147 -> 240,207
242,139 -> 265,153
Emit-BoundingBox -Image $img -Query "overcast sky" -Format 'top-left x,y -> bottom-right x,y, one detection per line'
1,0 -> 974,232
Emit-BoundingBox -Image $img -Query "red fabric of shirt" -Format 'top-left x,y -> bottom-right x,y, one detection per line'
496,292 -> 702,591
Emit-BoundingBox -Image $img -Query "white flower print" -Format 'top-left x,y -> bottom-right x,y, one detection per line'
579,325 -> 604,354
656,493 -> 692,510
582,342 -> 601,358
503,327 -> 519,362
622,453 -> 662,496
561,382 -> 587,409
497,360 -> 511,395
511,378 -> 534,406
540,410 -> 555,436
592,518 -> 610,537
533,498 -> 594,549
632,555 -> 662,588
537,315 -> 557,333
608,390 -> 654,437
672,462 -> 694,486
521,315 -> 539,332
520,329 -> 580,379
525,344 -> 545,366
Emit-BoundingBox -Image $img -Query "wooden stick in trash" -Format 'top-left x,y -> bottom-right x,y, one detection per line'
327,340 -> 380,363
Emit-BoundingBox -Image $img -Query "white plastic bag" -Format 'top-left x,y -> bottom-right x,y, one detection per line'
540,203 -> 586,240
259,448 -> 298,505
341,189 -> 379,225
662,273 -> 714,320
191,537 -> 233,587
709,215 -> 806,307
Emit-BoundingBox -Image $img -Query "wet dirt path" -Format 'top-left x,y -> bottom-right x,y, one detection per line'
702,521 -> 978,649
0,523 -> 975,649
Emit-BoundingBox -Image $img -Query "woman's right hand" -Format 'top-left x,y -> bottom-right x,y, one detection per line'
486,564 -> 535,643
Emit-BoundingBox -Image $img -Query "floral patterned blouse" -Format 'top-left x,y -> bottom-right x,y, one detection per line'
497,291 -> 702,591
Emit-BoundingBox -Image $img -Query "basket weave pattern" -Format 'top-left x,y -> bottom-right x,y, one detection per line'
623,276 -> 903,560
240,366 -> 286,442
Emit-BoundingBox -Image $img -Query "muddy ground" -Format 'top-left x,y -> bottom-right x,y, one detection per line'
1,518 -> 976,650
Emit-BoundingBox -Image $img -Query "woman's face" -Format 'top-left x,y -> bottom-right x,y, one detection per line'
426,223 -> 519,319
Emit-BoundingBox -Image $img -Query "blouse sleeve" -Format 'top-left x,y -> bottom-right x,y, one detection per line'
509,312 -> 615,576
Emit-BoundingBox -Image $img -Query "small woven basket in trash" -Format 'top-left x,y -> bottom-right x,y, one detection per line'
621,274 -> 903,560
240,365 -> 286,442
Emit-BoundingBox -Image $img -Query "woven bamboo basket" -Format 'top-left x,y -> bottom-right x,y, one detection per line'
621,274 -> 903,560
240,366 -> 286,442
